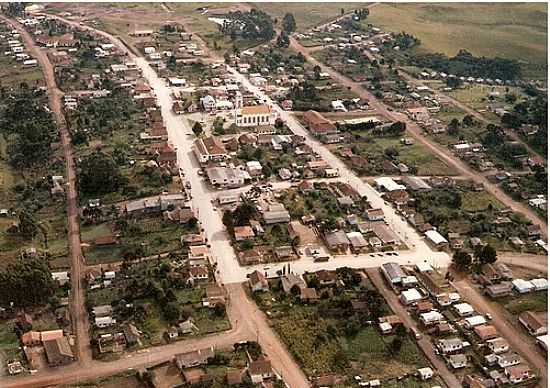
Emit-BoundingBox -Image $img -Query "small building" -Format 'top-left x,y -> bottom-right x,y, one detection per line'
487,337 -> 509,354
417,367 -> 434,380
249,270 -> 269,293
248,357 -> 273,384
235,105 -> 277,127
381,262 -> 406,285
453,303 -> 475,317
519,311 -> 547,336
504,364 -> 535,385
174,347 -> 215,370
496,352 -> 522,368
448,353 -> 467,369
438,338 -> 464,354
425,230 -> 449,249
474,325 -> 498,341
512,279 -> 535,294
400,288 -> 423,305
485,282 -> 513,298
234,226 -> 255,241
464,315 -> 487,329
420,310 -> 443,326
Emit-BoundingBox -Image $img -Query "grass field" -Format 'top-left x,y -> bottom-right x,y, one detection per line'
252,3 -> 370,32
461,191 -> 504,212
503,291 -> 548,315
368,3 -> 547,78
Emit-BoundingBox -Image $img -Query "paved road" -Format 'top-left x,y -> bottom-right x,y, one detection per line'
453,278 -> 547,387
0,15 -> 92,366
39,16 -> 311,388
288,37 -> 548,237
366,268 -> 461,388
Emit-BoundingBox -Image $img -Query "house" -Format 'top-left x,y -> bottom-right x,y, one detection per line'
374,177 -> 406,192
235,105 -> 276,127
300,287 -> 319,303
496,352 -> 522,368
415,300 -> 433,313
381,262 -> 406,285
399,288 -> 423,305
366,208 -> 385,221
52,271 -> 70,285
406,107 -> 430,121
453,303 -> 475,317
187,266 -> 209,284
378,315 -> 403,334
487,337 -> 509,354
527,224 -> 541,238
505,364 -> 534,385
518,311 -> 547,336
178,318 -> 199,335
485,282 -> 513,298
372,223 -> 399,246
448,354 -> 467,369
262,203 -> 291,224
207,167 -> 248,188
346,231 -> 368,252
302,110 -> 338,137
174,347 -> 215,370
193,136 -> 228,164
438,338 -> 463,354
182,368 -> 208,385
323,230 -> 350,253
248,357 -> 273,383
512,279 -> 535,294
530,278 -> 548,291
425,230 -> 449,249
314,270 -> 338,286
249,270 -> 269,292
188,245 -> 211,266
420,310 -> 443,326
234,226 -> 255,241
464,315 -> 487,329
536,334 -> 548,351
474,325 -> 498,341
92,305 -> 113,318
417,367 -> 434,380
44,337 -> 75,366
204,284 -> 226,307
95,316 -> 116,328
281,273 -> 306,294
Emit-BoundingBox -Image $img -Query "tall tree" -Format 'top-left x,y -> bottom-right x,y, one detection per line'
282,13 -> 296,34
78,151 -> 125,196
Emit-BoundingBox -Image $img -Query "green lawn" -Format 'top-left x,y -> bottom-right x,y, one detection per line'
461,191 -> 504,212
503,291 -> 548,315
368,3 -> 547,78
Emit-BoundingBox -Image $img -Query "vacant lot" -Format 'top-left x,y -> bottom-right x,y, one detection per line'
503,291 -> 548,315
368,3 -> 547,66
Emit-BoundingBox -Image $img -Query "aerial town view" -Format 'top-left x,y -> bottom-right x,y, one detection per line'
0,1 -> 547,387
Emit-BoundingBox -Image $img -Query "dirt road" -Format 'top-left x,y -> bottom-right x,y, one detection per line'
0,15 -> 92,366
498,253 -> 548,274
453,278 -> 547,387
366,268 -> 461,388
289,37 -> 547,236
397,69 -> 546,165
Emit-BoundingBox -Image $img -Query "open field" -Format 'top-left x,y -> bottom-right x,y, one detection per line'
252,3 -> 370,32
368,3 -> 547,78
503,291 -> 548,315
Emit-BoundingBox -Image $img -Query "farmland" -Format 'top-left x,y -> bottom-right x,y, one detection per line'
368,3 -> 548,79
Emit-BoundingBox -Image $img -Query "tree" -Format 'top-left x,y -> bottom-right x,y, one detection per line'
163,301 -> 180,322
192,121 -> 203,136
78,152 -> 125,196
388,121 -> 406,135
475,244 -> 497,265
462,115 -> 474,127
282,13 -> 296,34
276,32 -> 289,48
448,118 -> 460,135
0,256 -> 56,307
453,250 -> 472,271
390,337 -> 403,354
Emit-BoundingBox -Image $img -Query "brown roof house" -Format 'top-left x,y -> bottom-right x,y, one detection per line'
303,110 -> 338,138
519,311 -> 547,336
249,270 -> 269,293
248,356 -> 273,384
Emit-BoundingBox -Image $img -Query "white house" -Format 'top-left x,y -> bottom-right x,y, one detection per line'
487,337 -> 509,354
417,367 -> 433,380
95,316 -> 116,328
512,279 -> 535,294
420,310 -> 444,326
453,303 -> 475,317
464,315 -> 487,329
400,288 -> 423,305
